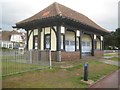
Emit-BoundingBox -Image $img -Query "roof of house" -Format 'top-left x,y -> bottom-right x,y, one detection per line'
16,2 -> 108,33
0,30 -> 26,41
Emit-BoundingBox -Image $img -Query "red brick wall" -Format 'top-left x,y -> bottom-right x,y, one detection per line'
51,51 -> 81,61
51,50 -> 103,61
51,51 -> 57,60
94,50 -> 103,57
61,51 -> 80,60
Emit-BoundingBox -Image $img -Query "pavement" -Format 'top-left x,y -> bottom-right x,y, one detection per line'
90,69 -> 120,88
90,58 -> 120,88
99,59 -> 120,66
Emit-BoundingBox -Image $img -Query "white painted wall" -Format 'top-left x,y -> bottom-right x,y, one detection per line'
41,28 -> 44,50
82,34 -> 92,53
51,27 -> 56,51
96,37 -> 100,50
10,34 -> 22,42
34,29 -> 38,35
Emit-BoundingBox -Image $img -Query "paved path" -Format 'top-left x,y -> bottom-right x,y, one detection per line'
90,70 -> 120,88
99,59 -> 120,66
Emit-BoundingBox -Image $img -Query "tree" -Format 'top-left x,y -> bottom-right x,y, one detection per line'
104,28 -> 119,50
116,28 -> 120,49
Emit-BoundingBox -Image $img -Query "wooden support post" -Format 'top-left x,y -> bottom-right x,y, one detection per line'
57,26 -> 61,62
91,35 -> 95,56
26,30 -> 29,50
100,39 -> 102,51
102,38 -> 104,50
75,32 -> 77,51
79,32 -> 82,59
38,28 -> 41,50
63,27 -> 66,51
63,34 -> 65,50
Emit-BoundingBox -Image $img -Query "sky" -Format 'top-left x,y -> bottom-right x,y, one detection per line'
118,1 -> 120,28
0,0 -> 119,31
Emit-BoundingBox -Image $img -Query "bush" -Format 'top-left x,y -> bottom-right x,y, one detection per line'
104,46 -> 111,50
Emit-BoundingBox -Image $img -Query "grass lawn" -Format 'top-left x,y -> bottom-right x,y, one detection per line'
109,57 -> 120,62
2,60 -> 118,88
1,53 -> 49,76
104,53 -> 118,57
2,61 -> 49,76
104,53 -> 119,61
0,76 -> 1,80
104,52 -> 119,61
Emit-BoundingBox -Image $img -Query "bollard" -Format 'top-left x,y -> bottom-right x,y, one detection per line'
84,63 -> 88,81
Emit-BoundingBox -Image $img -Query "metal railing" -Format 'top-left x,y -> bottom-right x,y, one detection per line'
1,49 -> 51,76
0,50 -> 2,90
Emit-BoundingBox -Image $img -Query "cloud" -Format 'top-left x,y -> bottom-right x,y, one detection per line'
1,1 -> 36,30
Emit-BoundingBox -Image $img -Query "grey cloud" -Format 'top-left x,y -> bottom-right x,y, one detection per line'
2,2 -> 35,30
98,15 -> 118,31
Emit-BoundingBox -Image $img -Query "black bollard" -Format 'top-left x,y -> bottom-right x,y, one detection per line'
84,63 -> 88,81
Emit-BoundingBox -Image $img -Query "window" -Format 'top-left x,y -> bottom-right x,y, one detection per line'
33,36 -> 38,49
3,43 -> 6,47
82,42 -> 85,46
35,43 -> 38,49
70,41 -> 75,45
45,34 -> 50,49
87,42 -> 90,46
65,40 -> 75,51
9,44 -> 13,48
82,42 -> 90,46
65,40 -> 69,45
82,41 -> 91,54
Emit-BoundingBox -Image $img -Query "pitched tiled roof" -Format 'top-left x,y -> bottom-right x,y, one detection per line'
16,2 -> 108,32
0,30 -> 24,41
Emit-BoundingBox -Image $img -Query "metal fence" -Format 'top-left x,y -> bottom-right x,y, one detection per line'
1,49 -> 51,76
0,50 -> 2,90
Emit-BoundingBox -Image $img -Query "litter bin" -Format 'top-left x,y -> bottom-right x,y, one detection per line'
84,63 -> 88,81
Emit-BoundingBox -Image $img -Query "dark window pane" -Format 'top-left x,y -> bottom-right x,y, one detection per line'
65,40 -> 69,45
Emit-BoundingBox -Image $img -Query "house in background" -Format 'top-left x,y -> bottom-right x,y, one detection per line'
14,2 -> 109,61
0,30 -> 26,50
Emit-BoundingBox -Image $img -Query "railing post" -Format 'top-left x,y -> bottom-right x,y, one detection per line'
49,50 -> 52,69
30,50 -> 32,64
